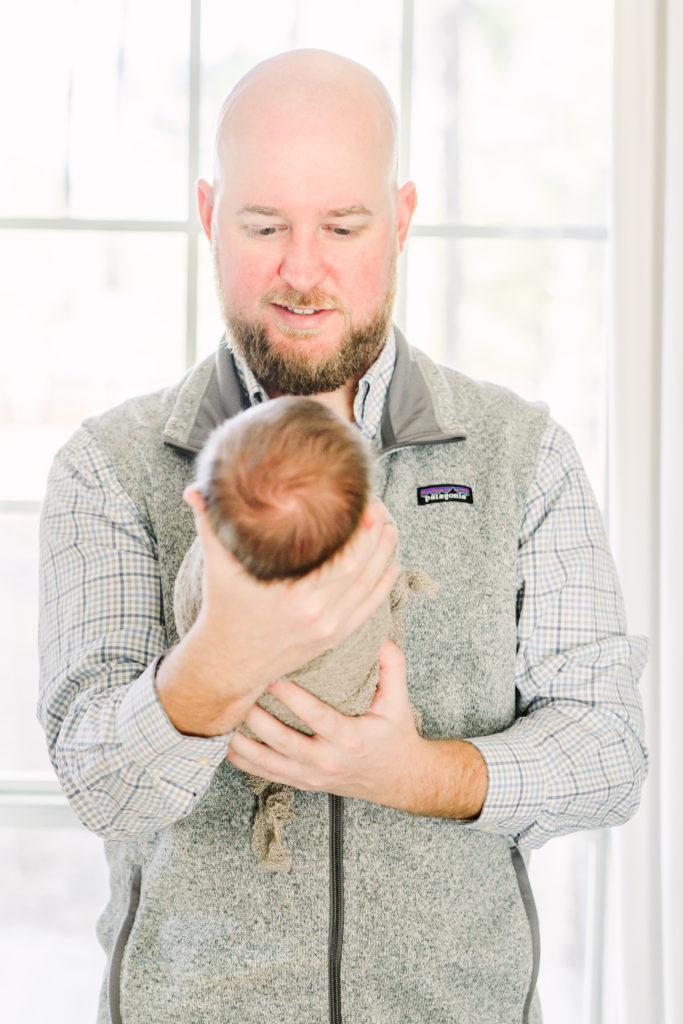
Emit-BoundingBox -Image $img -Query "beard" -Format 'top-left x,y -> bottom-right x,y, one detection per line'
213,251 -> 397,396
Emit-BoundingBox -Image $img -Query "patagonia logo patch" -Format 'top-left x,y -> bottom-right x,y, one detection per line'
417,484 -> 473,506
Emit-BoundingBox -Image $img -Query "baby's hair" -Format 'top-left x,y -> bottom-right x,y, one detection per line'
194,396 -> 372,581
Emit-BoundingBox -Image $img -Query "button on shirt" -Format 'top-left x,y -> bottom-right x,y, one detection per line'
37,334 -> 648,847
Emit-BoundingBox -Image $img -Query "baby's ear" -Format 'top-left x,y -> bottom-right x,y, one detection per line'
183,485 -> 206,513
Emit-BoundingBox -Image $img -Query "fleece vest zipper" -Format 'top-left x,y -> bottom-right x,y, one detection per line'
328,795 -> 344,1024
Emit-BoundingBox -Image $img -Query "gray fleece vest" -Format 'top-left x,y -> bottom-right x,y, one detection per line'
87,330 -> 548,1024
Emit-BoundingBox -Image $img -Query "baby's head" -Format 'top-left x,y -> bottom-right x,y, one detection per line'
193,396 -> 372,581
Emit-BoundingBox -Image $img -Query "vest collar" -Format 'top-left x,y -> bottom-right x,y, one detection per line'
161,327 -> 466,456
379,327 -> 466,452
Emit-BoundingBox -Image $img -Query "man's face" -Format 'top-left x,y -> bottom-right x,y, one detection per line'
201,93 -> 415,395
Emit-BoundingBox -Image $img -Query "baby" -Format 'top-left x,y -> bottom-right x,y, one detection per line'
174,396 -> 435,872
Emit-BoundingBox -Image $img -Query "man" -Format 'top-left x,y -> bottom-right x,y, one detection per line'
38,50 -> 648,1024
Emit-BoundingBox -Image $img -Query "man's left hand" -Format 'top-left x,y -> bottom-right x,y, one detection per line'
226,639 -> 488,819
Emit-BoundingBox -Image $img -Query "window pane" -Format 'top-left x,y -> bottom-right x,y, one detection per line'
199,0 -> 402,186
0,510 -> 52,774
0,0 -> 190,220
403,236 -> 606,500
197,234 -> 224,362
411,0 -> 613,225
0,230 -> 187,502
0,825 -> 109,1023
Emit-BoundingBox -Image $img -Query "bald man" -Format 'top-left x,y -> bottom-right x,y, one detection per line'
39,49 -> 647,1024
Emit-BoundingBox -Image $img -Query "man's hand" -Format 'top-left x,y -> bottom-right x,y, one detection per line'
156,493 -> 399,738
226,639 -> 489,820
190,490 -> 398,681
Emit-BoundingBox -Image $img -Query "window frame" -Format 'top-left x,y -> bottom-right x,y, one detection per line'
0,3 -> 610,1021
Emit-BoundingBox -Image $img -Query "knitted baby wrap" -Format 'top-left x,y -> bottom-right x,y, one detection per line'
174,534 -> 436,872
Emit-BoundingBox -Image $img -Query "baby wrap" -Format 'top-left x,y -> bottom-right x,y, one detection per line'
174,535 -> 436,872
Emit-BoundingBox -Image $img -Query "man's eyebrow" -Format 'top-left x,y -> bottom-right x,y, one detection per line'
325,204 -> 373,217
235,203 -> 373,218
236,204 -> 283,216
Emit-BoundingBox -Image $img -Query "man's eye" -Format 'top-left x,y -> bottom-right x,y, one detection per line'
245,224 -> 282,237
329,226 -> 353,236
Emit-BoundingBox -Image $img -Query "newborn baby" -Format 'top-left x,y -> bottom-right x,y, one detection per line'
174,396 -> 435,872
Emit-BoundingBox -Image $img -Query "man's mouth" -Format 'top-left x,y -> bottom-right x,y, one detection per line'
271,303 -> 337,327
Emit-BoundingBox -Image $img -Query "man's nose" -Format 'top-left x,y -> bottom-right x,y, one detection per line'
278,230 -> 327,294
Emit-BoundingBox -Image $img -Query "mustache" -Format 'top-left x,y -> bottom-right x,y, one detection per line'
262,288 -> 345,312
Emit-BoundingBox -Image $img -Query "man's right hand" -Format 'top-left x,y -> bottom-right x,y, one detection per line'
155,490 -> 398,738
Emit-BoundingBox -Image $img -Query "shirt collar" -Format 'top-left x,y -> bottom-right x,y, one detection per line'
227,341 -> 268,407
226,328 -> 397,443
352,329 -> 396,442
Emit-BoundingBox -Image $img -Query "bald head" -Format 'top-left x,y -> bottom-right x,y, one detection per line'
212,49 -> 399,190
196,49 -> 417,398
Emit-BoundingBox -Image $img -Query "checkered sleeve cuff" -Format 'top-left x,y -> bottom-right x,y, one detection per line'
117,655 -> 235,791
461,728 -> 548,841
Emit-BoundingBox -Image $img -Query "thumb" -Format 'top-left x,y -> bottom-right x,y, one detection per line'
183,484 -> 205,514
369,638 -> 409,712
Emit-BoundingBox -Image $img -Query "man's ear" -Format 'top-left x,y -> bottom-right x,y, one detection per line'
396,181 -> 417,252
196,179 -> 215,241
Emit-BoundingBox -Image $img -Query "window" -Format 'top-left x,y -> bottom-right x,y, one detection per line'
1,2 -> 613,1020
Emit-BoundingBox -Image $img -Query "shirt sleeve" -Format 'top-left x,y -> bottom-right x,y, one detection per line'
464,420 -> 649,848
37,426 -> 235,841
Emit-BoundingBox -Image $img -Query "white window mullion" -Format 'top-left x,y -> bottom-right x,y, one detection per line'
397,0 -> 415,332
185,0 -> 202,370
0,776 -> 78,828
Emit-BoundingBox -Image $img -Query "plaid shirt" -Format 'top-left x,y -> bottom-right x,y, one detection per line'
37,338 -> 648,847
